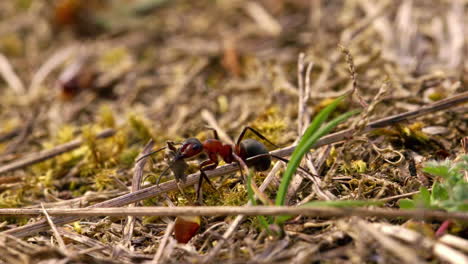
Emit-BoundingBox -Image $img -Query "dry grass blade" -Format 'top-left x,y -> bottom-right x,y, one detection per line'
375,223 -> 468,264
354,219 -> 424,264
0,53 -> 25,95
151,221 -> 175,264
41,203 -> 68,254
1,206 -> 467,222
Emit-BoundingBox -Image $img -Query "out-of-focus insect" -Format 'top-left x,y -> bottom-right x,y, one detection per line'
57,55 -> 96,100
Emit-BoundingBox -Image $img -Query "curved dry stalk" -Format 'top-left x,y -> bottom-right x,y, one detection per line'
122,139 -> 155,247
0,53 -> 25,95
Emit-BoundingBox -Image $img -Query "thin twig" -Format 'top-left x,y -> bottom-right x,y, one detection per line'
201,109 -> 234,145
0,206 -> 467,222
0,128 -> 115,175
41,203 -> 68,254
378,190 -> 421,202
151,221 -> 175,264
0,53 -> 25,95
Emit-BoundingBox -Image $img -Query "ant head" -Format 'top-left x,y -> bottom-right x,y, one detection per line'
176,138 -> 203,159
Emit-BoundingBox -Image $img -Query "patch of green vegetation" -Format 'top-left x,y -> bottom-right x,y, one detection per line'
119,147 -> 140,167
276,96 -> 359,208
399,155 -> 468,212
222,183 -> 248,206
340,159 -> 368,174
128,115 -> 154,143
98,46 -> 132,68
251,107 -> 287,145
98,104 -> 116,128
82,126 -> 101,164
55,125 -> 77,144
93,169 -> 117,191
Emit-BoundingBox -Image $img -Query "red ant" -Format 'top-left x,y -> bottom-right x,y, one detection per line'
137,127 -> 297,202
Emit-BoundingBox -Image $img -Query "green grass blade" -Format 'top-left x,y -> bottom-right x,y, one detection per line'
297,96 -> 346,148
275,109 -> 359,207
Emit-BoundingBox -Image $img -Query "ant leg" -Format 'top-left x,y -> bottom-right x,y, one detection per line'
245,153 -> 318,178
204,127 -> 219,140
236,126 -> 279,149
176,181 -> 190,201
196,160 -> 219,203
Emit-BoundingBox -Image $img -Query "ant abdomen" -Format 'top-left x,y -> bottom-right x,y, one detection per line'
239,139 -> 271,171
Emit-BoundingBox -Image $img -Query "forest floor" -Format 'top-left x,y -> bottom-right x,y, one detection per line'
0,0 -> 467,263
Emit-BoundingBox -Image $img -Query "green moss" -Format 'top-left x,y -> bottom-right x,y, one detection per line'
222,183 -> 248,206
251,107 -> 287,145
351,160 -> 367,173
56,125 -> 77,144
93,169 -> 117,191
0,189 -> 24,208
72,222 -> 83,234
38,170 -> 54,187
98,46 -> 131,68
119,147 -> 140,167
128,115 -> 154,142
98,104 -> 116,128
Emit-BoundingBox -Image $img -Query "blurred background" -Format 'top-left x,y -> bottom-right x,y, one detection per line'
1,0 -> 465,141
0,0 -> 467,262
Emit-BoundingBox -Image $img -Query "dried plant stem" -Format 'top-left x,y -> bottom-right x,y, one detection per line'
151,221 -> 175,264
0,53 -> 25,95
375,223 -> 468,264
201,109 -> 234,144
1,206 -> 467,222
0,128 -> 115,175
354,219 -> 424,264
41,204 -> 68,254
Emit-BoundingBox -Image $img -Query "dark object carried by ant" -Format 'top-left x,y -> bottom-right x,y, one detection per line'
137,127 -> 281,201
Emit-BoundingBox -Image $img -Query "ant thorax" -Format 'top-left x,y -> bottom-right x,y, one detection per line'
202,139 -> 234,164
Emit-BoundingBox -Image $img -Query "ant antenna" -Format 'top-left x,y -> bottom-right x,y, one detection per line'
134,141 -> 183,164
135,146 -> 167,163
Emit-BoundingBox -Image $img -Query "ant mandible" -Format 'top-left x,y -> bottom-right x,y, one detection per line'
137,126 -> 280,201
